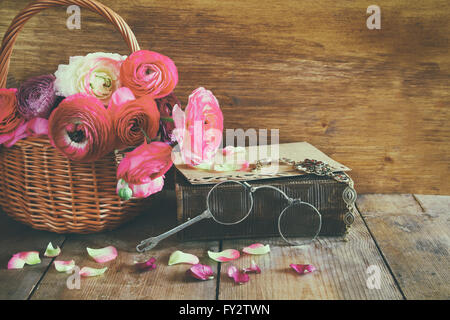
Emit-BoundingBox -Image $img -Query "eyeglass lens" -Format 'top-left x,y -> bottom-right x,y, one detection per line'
206,180 -> 253,225
278,201 -> 322,245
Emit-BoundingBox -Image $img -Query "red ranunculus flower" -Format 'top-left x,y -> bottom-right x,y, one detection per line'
108,87 -> 160,148
48,93 -> 114,162
0,88 -> 23,135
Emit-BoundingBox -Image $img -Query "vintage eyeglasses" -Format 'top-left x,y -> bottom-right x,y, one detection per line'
136,180 -> 322,252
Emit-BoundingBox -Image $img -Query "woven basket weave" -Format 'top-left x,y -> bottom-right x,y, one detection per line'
0,0 -> 151,233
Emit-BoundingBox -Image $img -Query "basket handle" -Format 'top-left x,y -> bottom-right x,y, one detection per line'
0,0 -> 141,88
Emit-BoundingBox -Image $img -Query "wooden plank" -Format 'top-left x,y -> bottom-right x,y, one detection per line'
30,192 -> 219,300
357,194 -> 450,300
218,210 -> 403,299
1,0 -> 449,194
0,210 -> 65,300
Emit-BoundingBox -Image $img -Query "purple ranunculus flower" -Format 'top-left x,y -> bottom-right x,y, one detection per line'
17,74 -> 57,120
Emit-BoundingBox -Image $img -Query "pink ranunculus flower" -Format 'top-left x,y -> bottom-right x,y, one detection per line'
120,50 -> 178,99
130,176 -> 165,198
54,52 -> 126,105
172,87 -> 224,166
116,141 -> 173,199
116,176 -> 165,199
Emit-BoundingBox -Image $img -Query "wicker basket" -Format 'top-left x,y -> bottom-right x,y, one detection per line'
0,0 -> 151,233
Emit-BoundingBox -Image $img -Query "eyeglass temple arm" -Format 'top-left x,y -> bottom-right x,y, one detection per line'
136,210 -> 211,252
243,182 -> 293,202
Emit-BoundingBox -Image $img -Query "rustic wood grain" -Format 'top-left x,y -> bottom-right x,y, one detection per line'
30,192 -> 220,300
357,194 -> 450,299
217,210 -> 403,300
0,209 -> 65,300
0,0 -> 448,194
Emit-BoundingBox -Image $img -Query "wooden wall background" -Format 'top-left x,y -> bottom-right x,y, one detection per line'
0,0 -> 448,194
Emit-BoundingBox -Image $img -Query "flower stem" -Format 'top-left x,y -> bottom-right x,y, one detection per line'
139,128 -> 151,144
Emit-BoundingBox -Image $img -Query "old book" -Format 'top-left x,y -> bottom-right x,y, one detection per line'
174,142 -> 357,241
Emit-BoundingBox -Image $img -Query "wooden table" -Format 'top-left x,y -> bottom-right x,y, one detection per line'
0,193 -> 448,300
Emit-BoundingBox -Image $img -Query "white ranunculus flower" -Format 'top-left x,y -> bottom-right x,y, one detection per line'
54,52 -> 127,105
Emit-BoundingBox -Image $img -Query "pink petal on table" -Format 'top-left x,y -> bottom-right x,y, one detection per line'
168,250 -> 199,266
227,265 -> 250,284
242,243 -> 270,255
207,249 -> 240,262
243,260 -> 261,274
135,257 -> 157,271
79,266 -> 108,277
290,264 -> 316,275
19,251 -> 41,265
54,260 -> 75,272
188,264 -> 214,280
86,246 -> 118,263
7,251 -> 41,269
7,254 -> 26,269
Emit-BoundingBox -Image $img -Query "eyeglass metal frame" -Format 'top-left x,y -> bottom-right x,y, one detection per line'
136,180 -> 322,253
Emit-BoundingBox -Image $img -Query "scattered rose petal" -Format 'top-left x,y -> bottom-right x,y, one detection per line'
227,265 -> 250,284
207,249 -> 240,262
44,242 -> 61,257
243,260 -> 261,274
86,246 -> 118,263
242,243 -> 271,255
135,257 -> 157,271
290,264 -> 316,275
7,251 -> 41,269
79,266 -> 108,277
168,250 -> 199,266
54,260 -> 75,272
7,255 -> 26,269
188,264 -> 214,280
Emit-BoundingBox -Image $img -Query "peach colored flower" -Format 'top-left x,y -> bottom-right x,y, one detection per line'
120,50 -> 178,99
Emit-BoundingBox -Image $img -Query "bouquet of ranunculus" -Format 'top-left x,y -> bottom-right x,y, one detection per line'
0,45 -> 245,201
